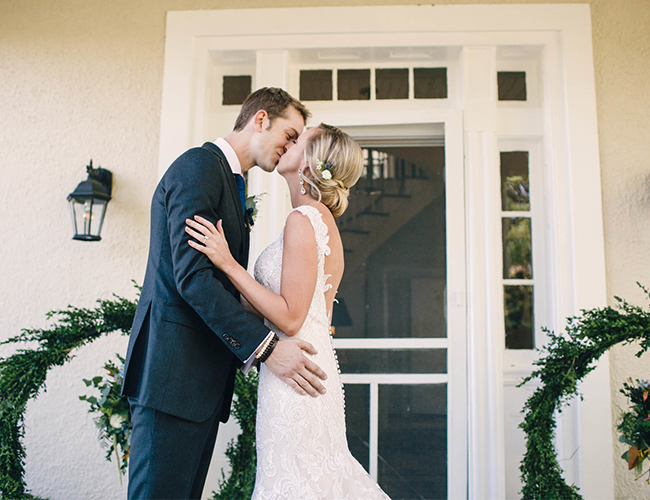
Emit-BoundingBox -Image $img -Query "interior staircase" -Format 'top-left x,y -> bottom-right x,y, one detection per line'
337,148 -> 444,277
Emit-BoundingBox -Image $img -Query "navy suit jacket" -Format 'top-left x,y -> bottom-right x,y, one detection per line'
122,142 -> 269,423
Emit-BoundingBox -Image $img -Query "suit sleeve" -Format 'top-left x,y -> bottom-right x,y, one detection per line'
163,148 -> 269,363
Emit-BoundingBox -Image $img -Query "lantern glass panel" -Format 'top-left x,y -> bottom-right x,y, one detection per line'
70,198 -> 107,240
91,200 -> 108,237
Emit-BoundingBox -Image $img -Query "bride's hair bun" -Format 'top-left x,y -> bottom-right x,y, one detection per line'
301,124 -> 364,217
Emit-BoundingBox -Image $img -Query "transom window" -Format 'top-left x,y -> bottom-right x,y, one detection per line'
298,66 -> 448,101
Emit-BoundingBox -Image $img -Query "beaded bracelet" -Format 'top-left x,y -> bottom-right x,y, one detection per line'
257,333 -> 279,363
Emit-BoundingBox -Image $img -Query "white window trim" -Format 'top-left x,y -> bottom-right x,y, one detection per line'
159,5 -> 611,499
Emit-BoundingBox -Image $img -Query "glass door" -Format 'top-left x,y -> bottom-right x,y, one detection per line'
333,129 -> 462,499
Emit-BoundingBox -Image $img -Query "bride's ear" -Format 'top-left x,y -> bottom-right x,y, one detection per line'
301,165 -> 313,179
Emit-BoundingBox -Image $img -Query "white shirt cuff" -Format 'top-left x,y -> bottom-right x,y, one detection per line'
241,331 -> 275,373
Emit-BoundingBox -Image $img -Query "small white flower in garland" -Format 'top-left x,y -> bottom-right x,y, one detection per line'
316,159 -> 333,180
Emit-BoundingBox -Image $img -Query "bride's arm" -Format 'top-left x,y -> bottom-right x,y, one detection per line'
240,295 -> 263,321
186,213 -> 317,336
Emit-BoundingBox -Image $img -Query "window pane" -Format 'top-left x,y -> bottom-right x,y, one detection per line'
336,146 -> 446,339
378,384 -> 447,499
502,217 -> 532,279
300,69 -> 332,101
344,384 -> 370,471
222,75 -> 251,105
498,71 -> 527,101
504,285 -> 534,349
376,68 -> 408,100
500,151 -> 530,211
338,69 -> 371,100
338,349 -> 446,374
414,67 -> 447,99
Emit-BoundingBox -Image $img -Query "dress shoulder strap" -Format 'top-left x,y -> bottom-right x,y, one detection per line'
291,205 -> 331,258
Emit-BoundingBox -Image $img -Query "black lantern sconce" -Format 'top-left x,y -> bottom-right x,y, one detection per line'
67,160 -> 112,241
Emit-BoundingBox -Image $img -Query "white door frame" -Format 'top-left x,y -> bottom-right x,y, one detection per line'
158,5 -> 611,499
322,109 -> 467,499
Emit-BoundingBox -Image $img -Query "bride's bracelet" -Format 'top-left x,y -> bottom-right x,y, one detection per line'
257,333 -> 279,363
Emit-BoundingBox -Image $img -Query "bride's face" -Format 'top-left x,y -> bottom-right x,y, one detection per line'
276,127 -> 319,177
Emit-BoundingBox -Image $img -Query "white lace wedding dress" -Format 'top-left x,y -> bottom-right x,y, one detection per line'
251,205 -> 391,500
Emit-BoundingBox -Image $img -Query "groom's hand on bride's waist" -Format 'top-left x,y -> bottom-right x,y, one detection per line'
264,337 -> 327,397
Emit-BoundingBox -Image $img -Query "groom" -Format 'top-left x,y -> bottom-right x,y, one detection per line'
122,87 -> 327,499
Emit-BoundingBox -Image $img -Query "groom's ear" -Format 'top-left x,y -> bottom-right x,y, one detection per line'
252,110 -> 268,133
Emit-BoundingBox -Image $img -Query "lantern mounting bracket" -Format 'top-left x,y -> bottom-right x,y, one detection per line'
86,160 -> 112,198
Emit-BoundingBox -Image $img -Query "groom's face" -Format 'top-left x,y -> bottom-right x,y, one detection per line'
254,106 -> 305,173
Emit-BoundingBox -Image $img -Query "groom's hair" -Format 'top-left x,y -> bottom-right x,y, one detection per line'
233,87 -> 310,131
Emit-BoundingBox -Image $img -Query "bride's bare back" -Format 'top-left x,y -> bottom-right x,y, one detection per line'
314,203 -> 344,320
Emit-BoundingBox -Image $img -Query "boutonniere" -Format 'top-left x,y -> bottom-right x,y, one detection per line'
245,193 -> 266,230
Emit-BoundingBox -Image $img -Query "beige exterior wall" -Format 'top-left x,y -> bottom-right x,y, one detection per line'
1,1 -> 648,498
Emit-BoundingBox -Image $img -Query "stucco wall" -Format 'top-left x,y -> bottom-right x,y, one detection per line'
589,3 -> 650,499
1,1 -> 649,499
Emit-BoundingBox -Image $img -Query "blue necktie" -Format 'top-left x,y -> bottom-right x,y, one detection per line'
234,173 -> 246,215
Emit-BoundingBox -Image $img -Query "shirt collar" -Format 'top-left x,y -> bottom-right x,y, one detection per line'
214,138 -> 242,175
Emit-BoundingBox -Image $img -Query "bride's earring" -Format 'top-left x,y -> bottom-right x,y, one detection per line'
299,173 -> 306,195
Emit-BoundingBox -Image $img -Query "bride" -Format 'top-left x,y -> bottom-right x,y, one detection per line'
185,123 -> 391,499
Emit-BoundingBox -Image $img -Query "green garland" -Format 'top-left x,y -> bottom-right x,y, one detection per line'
211,370 -> 259,499
0,294 -> 137,499
79,354 -> 132,484
617,378 -> 650,480
79,359 -> 259,498
80,361 -> 259,498
0,288 -> 258,500
519,284 -> 650,499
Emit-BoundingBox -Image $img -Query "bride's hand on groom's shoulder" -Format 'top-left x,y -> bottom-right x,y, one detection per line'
264,337 -> 328,398
185,216 -> 236,272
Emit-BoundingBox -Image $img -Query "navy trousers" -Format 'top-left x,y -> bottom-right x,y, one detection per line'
127,399 -> 222,499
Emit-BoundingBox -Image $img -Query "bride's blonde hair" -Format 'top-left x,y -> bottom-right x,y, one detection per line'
299,124 -> 364,217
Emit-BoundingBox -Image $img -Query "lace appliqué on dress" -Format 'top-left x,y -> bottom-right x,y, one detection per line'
251,205 -> 391,500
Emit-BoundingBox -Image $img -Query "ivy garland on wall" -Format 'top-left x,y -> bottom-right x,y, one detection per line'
519,285 -> 650,499
211,370 -> 259,500
0,294 -> 137,499
0,290 -> 258,499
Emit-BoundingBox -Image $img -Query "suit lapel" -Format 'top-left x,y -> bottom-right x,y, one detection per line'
201,142 -> 249,264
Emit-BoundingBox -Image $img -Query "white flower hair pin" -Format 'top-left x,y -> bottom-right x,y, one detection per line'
316,159 -> 333,180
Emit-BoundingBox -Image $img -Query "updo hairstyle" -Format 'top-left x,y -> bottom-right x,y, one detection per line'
299,123 -> 364,217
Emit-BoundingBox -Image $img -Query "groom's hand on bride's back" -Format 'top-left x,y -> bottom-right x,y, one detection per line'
264,338 -> 327,397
